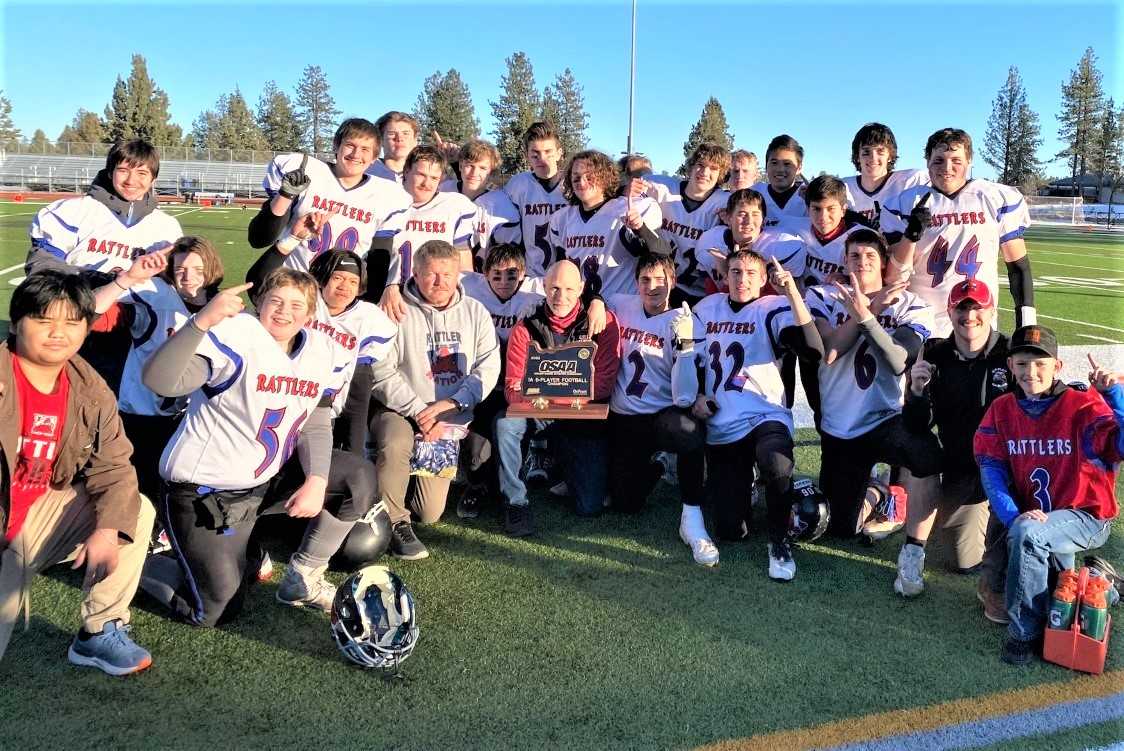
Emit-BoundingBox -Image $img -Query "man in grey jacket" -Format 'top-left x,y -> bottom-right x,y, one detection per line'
372,240 -> 500,560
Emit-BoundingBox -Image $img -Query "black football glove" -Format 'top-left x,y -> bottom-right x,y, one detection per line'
279,153 -> 311,200
903,192 -> 932,243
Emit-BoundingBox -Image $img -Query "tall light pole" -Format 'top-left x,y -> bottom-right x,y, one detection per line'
626,0 -> 637,154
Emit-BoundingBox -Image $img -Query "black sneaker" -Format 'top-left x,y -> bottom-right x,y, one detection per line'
504,503 -> 535,537
457,484 -> 486,520
522,449 -> 550,486
1084,555 -> 1117,586
1001,636 -> 1034,666
390,522 -> 429,561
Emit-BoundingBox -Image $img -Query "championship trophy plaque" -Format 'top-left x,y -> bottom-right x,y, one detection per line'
506,341 -> 609,419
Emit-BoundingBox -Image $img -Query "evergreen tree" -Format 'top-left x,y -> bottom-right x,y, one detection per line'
191,110 -> 220,151
104,77 -> 129,143
1090,99 -> 1122,205
194,89 -> 270,156
490,52 -> 541,174
294,65 -> 341,154
413,69 -> 479,145
983,67 -> 1042,187
28,128 -> 51,153
542,68 -> 588,160
0,91 -> 21,148
256,80 -> 302,152
1056,47 -> 1105,191
680,97 -> 734,174
102,54 -> 181,145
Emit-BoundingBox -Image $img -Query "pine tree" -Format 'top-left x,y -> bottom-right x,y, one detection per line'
294,65 -> 341,155
256,81 -> 302,153
0,91 -> 21,148
102,54 -> 181,145
192,110 -> 221,151
1090,99 -> 1122,214
28,128 -> 51,153
1057,47 -> 1105,191
680,97 -> 734,174
542,68 -> 588,160
57,109 -> 108,149
983,67 -> 1042,187
413,69 -> 479,145
194,89 -> 270,157
490,52 -> 541,175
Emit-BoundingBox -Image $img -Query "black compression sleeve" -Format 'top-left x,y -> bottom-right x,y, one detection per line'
1005,256 -> 1034,325
245,246 -> 287,292
364,237 -> 393,302
247,200 -> 290,248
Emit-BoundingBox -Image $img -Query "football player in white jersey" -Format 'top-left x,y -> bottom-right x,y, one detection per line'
548,150 -> 668,298
27,139 -> 182,276
367,111 -> 419,184
805,228 -> 943,544
457,243 -> 545,518
885,128 -> 1034,337
751,135 -> 809,226
843,123 -> 928,226
696,189 -> 805,294
248,117 -> 411,292
90,237 -> 224,503
726,149 -> 760,191
503,122 -> 570,278
657,143 -> 731,304
606,255 -> 711,565
379,146 -> 478,320
685,250 -> 824,581
439,138 -> 522,267
139,269 -> 375,627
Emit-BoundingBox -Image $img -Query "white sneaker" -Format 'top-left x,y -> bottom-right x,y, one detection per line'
767,541 -> 796,581
678,524 -> 719,567
257,552 -> 275,582
276,560 -> 335,611
894,543 -> 926,597
549,481 -> 569,497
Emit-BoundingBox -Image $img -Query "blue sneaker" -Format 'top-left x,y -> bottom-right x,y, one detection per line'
67,620 -> 152,676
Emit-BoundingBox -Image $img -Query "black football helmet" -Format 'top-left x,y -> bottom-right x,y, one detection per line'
787,477 -> 830,543
331,566 -> 419,670
330,502 -> 393,571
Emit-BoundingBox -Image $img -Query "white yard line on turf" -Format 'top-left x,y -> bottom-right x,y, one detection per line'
0,263 -> 24,275
165,207 -> 201,219
998,307 -> 1124,333
1031,258 -> 1124,272
1077,332 -> 1122,343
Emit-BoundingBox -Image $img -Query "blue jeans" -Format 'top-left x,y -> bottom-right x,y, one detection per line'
1006,508 -> 1113,641
494,414 -> 608,516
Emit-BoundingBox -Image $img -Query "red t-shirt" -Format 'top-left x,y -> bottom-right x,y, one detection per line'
6,356 -> 69,541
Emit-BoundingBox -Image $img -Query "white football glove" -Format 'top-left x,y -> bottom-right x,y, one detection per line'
672,301 -> 696,353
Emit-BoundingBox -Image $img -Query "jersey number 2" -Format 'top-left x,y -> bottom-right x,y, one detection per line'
254,408 -> 308,478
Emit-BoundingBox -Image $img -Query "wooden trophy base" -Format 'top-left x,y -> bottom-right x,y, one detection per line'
506,399 -> 610,420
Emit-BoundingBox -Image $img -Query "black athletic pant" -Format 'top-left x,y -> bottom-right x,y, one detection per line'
120,411 -> 181,511
607,408 -> 705,513
462,389 -> 507,495
818,415 -> 943,538
705,421 -> 795,544
780,352 -> 822,428
160,450 -> 375,628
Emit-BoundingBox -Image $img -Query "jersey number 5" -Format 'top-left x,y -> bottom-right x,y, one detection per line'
254,408 -> 308,478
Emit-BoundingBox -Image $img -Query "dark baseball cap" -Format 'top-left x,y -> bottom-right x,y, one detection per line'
1009,325 -> 1058,358
947,279 -> 994,309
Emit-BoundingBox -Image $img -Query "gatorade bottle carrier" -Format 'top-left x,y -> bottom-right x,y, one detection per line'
1043,566 -> 1111,675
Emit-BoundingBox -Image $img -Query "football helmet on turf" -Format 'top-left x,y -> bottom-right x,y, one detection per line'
787,477 -> 830,542
331,566 -> 419,670
330,502 -> 393,571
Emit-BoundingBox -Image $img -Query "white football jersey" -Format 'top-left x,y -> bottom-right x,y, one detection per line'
115,279 -> 192,417
843,169 -> 928,226
366,159 -> 403,184
609,294 -> 678,415
885,178 -> 1031,337
263,153 -> 411,272
694,223 -> 806,293
159,314 -> 348,490
388,191 -> 478,285
750,181 -> 807,227
29,196 -> 182,273
472,189 -> 522,257
657,181 -> 730,298
504,171 -> 569,277
692,293 -> 797,444
806,284 -> 934,439
309,295 -> 397,415
460,272 -> 544,344
794,217 -> 874,287
548,196 -> 663,298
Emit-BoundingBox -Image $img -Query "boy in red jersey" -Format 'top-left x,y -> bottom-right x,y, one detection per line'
974,325 -> 1122,666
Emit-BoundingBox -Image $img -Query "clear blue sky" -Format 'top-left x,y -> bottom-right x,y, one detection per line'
2,1 -> 1120,180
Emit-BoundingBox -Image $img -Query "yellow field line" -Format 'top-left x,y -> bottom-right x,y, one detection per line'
695,671 -> 1124,751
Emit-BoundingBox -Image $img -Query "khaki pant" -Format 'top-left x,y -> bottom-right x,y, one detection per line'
0,484 -> 155,660
906,470 -> 994,572
372,409 -> 450,525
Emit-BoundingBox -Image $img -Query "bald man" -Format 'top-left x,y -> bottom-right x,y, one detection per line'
494,260 -> 621,535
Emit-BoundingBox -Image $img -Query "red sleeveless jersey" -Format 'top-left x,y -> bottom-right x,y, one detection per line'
974,387 -> 1120,520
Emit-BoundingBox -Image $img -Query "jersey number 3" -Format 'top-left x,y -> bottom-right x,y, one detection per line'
1029,467 -> 1052,512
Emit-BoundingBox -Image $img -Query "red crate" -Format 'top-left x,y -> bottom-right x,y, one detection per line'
1043,567 -> 1111,674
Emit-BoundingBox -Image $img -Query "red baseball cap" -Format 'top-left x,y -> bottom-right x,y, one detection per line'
947,279 -> 994,309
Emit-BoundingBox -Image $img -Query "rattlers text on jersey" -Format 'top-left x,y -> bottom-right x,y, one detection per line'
657,182 -> 729,298
886,179 -> 1030,337
114,279 -> 192,417
159,314 -> 348,490
750,182 -> 807,227
263,152 -> 411,272
806,284 -> 934,439
30,196 -> 182,273
388,191 -> 478,286
795,216 -> 875,287
609,294 -> 679,415
843,169 -> 928,226
548,196 -> 663,298
692,293 -> 797,444
504,172 -> 569,277
460,272 -> 544,344
310,295 -> 396,415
